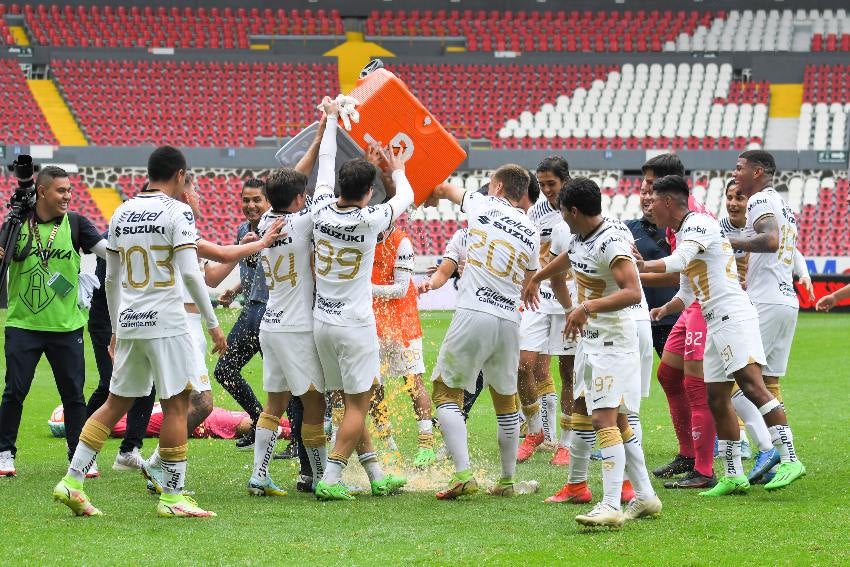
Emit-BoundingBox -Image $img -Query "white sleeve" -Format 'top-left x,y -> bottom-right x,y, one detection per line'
662,240 -> 702,273
171,207 -> 198,250
746,194 -> 774,226
90,239 -> 108,259
460,190 -> 479,214
600,234 -> 634,270
792,247 -> 809,278
673,271 -> 696,307
443,229 -> 465,264
174,247 -> 219,330
105,250 -> 121,334
385,169 -> 415,222
312,118 -> 338,212
372,268 -> 412,299
526,231 -> 541,271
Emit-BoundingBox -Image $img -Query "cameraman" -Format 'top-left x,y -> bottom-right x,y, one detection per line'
0,166 -> 106,476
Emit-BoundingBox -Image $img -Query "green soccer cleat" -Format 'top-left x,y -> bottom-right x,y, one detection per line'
698,475 -> 751,497
315,481 -> 356,501
157,494 -> 216,518
53,476 -> 103,517
436,470 -> 479,500
371,474 -> 407,496
413,447 -> 437,468
141,461 -> 163,495
248,477 -> 288,497
764,460 -> 806,491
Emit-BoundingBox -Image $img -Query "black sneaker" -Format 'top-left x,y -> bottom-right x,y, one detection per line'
235,428 -> 256,451
273,440 -> 299,460
296,474 -> 314,493
664,470 -> 717,489
652,454 -> 695,478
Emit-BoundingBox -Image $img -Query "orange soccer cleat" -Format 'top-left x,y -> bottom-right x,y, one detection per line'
544,481 -> 593,504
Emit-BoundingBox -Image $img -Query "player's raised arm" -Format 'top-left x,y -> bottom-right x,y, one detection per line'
313,96 -> 340,207
433,180 -> 467,206
196,218 -> 285,264
640,240 -> 702,273
294,114 -> 327,181
376,145 -> 414,221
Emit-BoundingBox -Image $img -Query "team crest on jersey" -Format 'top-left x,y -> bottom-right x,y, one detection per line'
183,211 -> 195,223
19,262 -> 55,314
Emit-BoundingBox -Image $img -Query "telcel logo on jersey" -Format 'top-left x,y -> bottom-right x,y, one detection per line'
475,286 -> 515,310
119,308 -> 158,328
125,210 -> 163,223
493,216 -> 535,247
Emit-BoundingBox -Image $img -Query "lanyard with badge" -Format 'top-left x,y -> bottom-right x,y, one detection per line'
31,216 -> 74,297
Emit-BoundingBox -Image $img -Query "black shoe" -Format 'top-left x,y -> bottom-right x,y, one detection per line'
652,454 -> 695,478
296,474 -> 314,493
664,470 -> 717,489
273,440 -> 299,460
235,428 -> 256,451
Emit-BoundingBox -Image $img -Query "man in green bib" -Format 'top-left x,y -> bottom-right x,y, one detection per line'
0,166 -> 106,477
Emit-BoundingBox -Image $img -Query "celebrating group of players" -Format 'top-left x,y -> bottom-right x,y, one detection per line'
52,95 -> 807,527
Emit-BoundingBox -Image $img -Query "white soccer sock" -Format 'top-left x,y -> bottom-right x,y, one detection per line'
732,390 -> 772,452
599,432 -> 625,511
161,459 -> 187,494
67,441 -> 98,483
417,419 -> 433,435
306,446 -> 326,486
147,445 -> 161,469
358,452 -> 384,483
496,412 -> 520,480
559,413 -> 571,447
321,456 -> 345,485
526,401 -> 543,435
768,424 -> 797,463
623,429 -> 656,500
717,439 -> 743,477
252,426 -> 277,480
540,393 -> 558,443
568,429 -> 594,484
436,403 -> 470,473
626,413 -> 643,445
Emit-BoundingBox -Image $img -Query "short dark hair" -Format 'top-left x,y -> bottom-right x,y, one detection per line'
265,168 -> 307,211
536,155 -> 571,182
338,158 -> 376,201
726,178 -> 737,190
641,153 -> 685,178
35,165 -> 68,190
492,164 -> 530,202
559,177 -> 602,216
148,146 -> 187,183
526,171 -> 540,203
242,178 -> 265,192
652,175 -> 690,204
739,150 -> 776,176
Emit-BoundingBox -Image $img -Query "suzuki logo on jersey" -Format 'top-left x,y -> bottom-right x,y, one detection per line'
477,216 -> 490,225
317,223 -> 365,243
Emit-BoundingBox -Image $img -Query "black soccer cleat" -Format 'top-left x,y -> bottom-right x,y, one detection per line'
235,427 -> 256,451
652,454 -> 695,478
273,440 -> 300,460
664,470 -> 717,489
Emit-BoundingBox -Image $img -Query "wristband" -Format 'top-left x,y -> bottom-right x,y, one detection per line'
581,302 -> 591,317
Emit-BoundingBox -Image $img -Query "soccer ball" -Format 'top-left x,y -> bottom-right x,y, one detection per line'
48,404 -> 66,438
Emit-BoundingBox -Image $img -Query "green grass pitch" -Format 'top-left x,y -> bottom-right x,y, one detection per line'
0,310 -> 848,565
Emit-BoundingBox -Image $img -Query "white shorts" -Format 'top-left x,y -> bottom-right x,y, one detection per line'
636,319 -> 653,398
703,318 -> 767,383
379,337 -> 426,379
431,308 -> 520,396
519,309 -> 577,355
314,320 -> 380,395
574,343 -> 641,414
186,313 -> 212,393
754,303 -> 798,378
110,333 -> 196,400
260,330 -> 324,396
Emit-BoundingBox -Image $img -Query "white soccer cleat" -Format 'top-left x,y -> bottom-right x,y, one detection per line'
624,495 -> 663,520
575,502 -> 626,528
113,448 -> 144,472
0,450 -> 15,477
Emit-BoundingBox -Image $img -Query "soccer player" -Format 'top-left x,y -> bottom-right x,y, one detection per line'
516,156 -> 572,465
246,167 -> 327,496
311,96 -> 411,501
642,174 -> 805,496
53,146 -> 227,517
429,165 -> 541,499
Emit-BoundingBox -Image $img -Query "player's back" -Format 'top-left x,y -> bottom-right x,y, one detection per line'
744,188 -> 798,306
258,206 -> 315,331
719,217 -> 748,284
107,191 -> 196,338
457,192 -> 539,323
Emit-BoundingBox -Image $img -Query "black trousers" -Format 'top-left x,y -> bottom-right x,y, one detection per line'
0,327 -> 86,460
213,301 -> 264,422
85,329 -> 155,454
651,323 -> 675,358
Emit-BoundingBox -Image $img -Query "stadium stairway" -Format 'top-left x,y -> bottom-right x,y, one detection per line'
9,25 -> 29,46
88,187 -> 122,222
765,84 -> 803,150
26,79 -> 87,146
324,31 -> 393,93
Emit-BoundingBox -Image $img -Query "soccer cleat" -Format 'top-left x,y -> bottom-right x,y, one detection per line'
413,447 -> 437,468
664,470 -> 717,489
550,445 -> 570,466
517,432 -> 544,462
157,494 -> 216,518
371,474 -> 407,496
621,480 -> 635,503
273,440 -> 299,460
741,437 -> 752,460
0,451 -> 16,477
698,475 -> 750,497
539,441 -> 558,453
624,495 -> 663,520
575,502 -> 625,528
113,448 -> 144,472
315,481 -> 355,501
652,454 -> 695,478
487,477 -> 540,497
544,481 -> 592,504
53,477 -> 102,516
85,460 -> 100,479
296,475 -> 314,493
235,428 -> 255,451
747,448 -> 781,483
141,461 -> 163,495
519,420 -> 528,438
436,471 -> 478,500
764,460 -> 806,491
248,477 -> 288,497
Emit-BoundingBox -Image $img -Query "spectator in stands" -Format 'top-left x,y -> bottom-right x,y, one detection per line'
0,166 -> 107,478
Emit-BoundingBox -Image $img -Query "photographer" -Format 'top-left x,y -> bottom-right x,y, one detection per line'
0,166 -> 106,476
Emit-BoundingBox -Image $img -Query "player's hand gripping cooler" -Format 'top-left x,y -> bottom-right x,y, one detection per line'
276,62 -> 467,205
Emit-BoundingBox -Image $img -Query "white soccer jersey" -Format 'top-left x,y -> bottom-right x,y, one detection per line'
549,221 -> 578,301
606,216 -> 650,321
719,217 -> 748,285
529,198 -> 565,315
179,257 -> 207,303
456,191 -> 540,323
106,191 -> 197,339
743,187 -> 799,307
258,205 -> 315,332
566,219 -> 637,354
672,212 -> 758,330
443,227 -> 467,266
